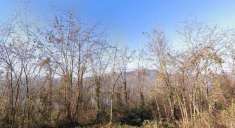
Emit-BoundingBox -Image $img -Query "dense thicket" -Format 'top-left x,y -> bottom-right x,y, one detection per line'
0,14 -> 234,128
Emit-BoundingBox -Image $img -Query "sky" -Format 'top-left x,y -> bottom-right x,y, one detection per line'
0,0 -> 235,50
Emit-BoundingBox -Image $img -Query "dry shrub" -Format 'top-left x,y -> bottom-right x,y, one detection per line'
218,101 -> 235,128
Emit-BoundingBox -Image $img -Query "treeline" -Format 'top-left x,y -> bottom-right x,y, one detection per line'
0,13 -> 234,128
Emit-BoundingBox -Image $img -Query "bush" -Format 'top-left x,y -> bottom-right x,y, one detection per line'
120,107 -> 153,126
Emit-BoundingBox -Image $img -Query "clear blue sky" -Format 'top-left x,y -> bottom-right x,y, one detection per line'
0,0 -> 235,49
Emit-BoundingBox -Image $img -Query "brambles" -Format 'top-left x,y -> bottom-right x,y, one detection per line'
0,8 -> 234,128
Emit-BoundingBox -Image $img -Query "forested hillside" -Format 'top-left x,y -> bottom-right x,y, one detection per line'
0,6 -> 234,128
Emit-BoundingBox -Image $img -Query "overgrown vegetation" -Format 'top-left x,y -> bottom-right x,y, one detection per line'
0,11 -> 234,128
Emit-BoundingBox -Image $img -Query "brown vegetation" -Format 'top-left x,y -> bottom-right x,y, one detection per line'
0,13 -> 234,128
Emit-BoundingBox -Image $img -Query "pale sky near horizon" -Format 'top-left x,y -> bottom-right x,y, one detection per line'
0,0 -> 235,50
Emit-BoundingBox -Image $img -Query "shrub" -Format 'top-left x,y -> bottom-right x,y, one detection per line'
120,107 -> 153,126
